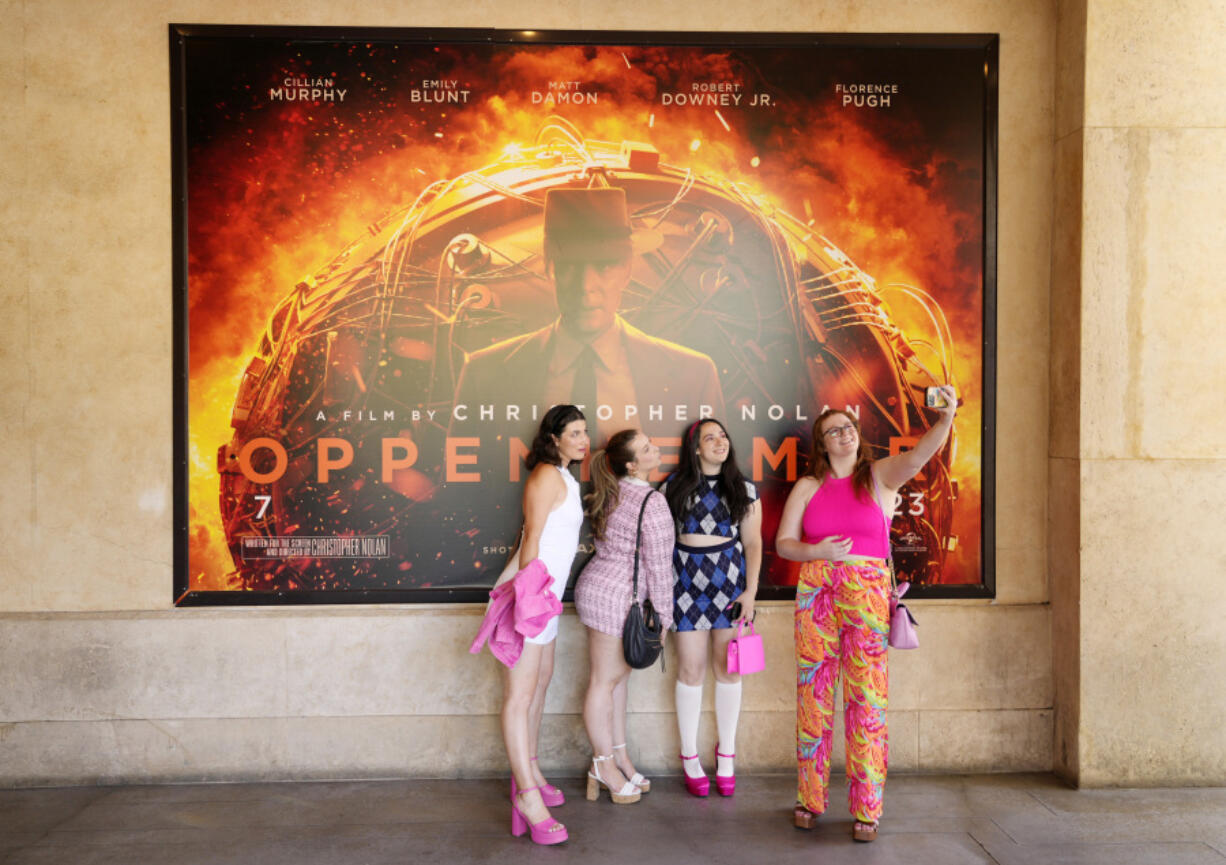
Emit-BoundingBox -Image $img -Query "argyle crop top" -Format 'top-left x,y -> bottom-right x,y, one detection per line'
662,475 -> 759,538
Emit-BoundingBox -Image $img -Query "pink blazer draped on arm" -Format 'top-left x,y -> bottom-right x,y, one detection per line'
469,558 -> 565,667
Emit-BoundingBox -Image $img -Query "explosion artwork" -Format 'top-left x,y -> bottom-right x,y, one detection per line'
178,32 -> 992,600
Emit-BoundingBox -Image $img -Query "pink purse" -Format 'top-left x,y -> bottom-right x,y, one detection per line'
726,620 -> 765,675
888,580 -> 919,650
873,470 -> 919,650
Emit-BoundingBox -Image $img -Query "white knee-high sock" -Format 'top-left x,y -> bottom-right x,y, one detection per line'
714,680 -> 742,775
675,681 -> 705,778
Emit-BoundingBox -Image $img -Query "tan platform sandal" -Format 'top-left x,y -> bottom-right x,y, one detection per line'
852,820 -> 878,842
611,743 -> 650,793
586,755 -> 642,804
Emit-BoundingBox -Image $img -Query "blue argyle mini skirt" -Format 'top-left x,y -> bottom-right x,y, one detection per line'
672,537 -> 745,631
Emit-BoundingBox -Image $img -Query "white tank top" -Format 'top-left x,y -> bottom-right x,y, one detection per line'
535,464 -> 583,596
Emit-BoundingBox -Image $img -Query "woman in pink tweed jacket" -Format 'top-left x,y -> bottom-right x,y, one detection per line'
574,429 -> 675,804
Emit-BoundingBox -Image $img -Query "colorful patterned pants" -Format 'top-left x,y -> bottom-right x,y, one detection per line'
795,557 -> 890,823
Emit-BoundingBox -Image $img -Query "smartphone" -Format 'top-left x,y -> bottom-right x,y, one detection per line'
925,386 -> 949,408
728,602 -> 743,621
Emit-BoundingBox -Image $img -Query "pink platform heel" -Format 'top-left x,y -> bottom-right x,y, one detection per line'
510,778 -> 568,846
679,753 -> 709,797
530,755 -> 565,806
714,746 -> 736,797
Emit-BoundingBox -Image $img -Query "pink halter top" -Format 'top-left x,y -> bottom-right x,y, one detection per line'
801,474 -> 890,559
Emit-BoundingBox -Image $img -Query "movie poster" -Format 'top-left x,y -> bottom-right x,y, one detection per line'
173,27 -> 997,604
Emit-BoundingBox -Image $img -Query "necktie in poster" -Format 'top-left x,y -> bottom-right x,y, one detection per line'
173,28 -> 997,604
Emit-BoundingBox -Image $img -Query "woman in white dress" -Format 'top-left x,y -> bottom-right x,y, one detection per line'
501,404 -> 588,845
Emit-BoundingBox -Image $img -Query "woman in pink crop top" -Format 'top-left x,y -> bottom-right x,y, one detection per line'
775,386 -> 957,843
574,429 -> 675,805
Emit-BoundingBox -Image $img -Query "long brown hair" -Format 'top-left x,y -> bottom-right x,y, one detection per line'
808,409 -> 874,502
585,429 -> 640,540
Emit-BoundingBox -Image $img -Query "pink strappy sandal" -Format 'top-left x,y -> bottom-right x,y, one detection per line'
510,778 -> 568,846
529,755 -> 565,806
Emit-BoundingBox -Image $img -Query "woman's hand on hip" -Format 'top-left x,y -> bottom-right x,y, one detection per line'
811,535 -> 853,561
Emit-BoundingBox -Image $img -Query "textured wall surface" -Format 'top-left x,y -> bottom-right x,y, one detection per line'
1049,0 -> 1085,785
1076,0 -> 1226,777
0,604 -> 1053,784
1050,0 -> 1226,786
0,0 -> 1055,785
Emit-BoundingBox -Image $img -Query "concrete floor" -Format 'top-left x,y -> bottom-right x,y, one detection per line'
2,773 -> 1224,864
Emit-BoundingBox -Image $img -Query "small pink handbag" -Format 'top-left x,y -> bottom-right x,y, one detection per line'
889,580 -> 919,650
726,620 -> 765,675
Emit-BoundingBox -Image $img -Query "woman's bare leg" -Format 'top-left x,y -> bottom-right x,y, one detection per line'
501,643 -> 557,829
610,673 -> 641,781
582,630 -> 632,791
526,640 -> 555,788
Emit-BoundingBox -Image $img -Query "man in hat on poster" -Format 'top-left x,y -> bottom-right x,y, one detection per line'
434,186 -> 724,584
450,186 -> 725,453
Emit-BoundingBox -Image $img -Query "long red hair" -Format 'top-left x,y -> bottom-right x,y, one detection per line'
808,409 -> 874,502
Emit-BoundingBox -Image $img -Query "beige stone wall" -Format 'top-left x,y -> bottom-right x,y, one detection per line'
1049,0 -> 1086,784
1052,0 -> 1226,786
0,0 -> 1056,784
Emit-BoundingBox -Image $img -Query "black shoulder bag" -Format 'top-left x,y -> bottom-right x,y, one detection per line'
622,490 -> 664,670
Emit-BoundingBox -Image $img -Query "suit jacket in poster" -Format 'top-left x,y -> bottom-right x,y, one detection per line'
451,315 -> 726,449
435,316 -> 725,585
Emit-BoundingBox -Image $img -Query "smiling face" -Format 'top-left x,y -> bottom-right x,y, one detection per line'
695,421 -> 730,471
818,411 -> 861,461
626,432 -> 661,477
553,418 -> 590,466
550,255 -> 632,338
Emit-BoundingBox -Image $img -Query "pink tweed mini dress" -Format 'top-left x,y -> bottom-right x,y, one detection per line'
574,478 -> 676,637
